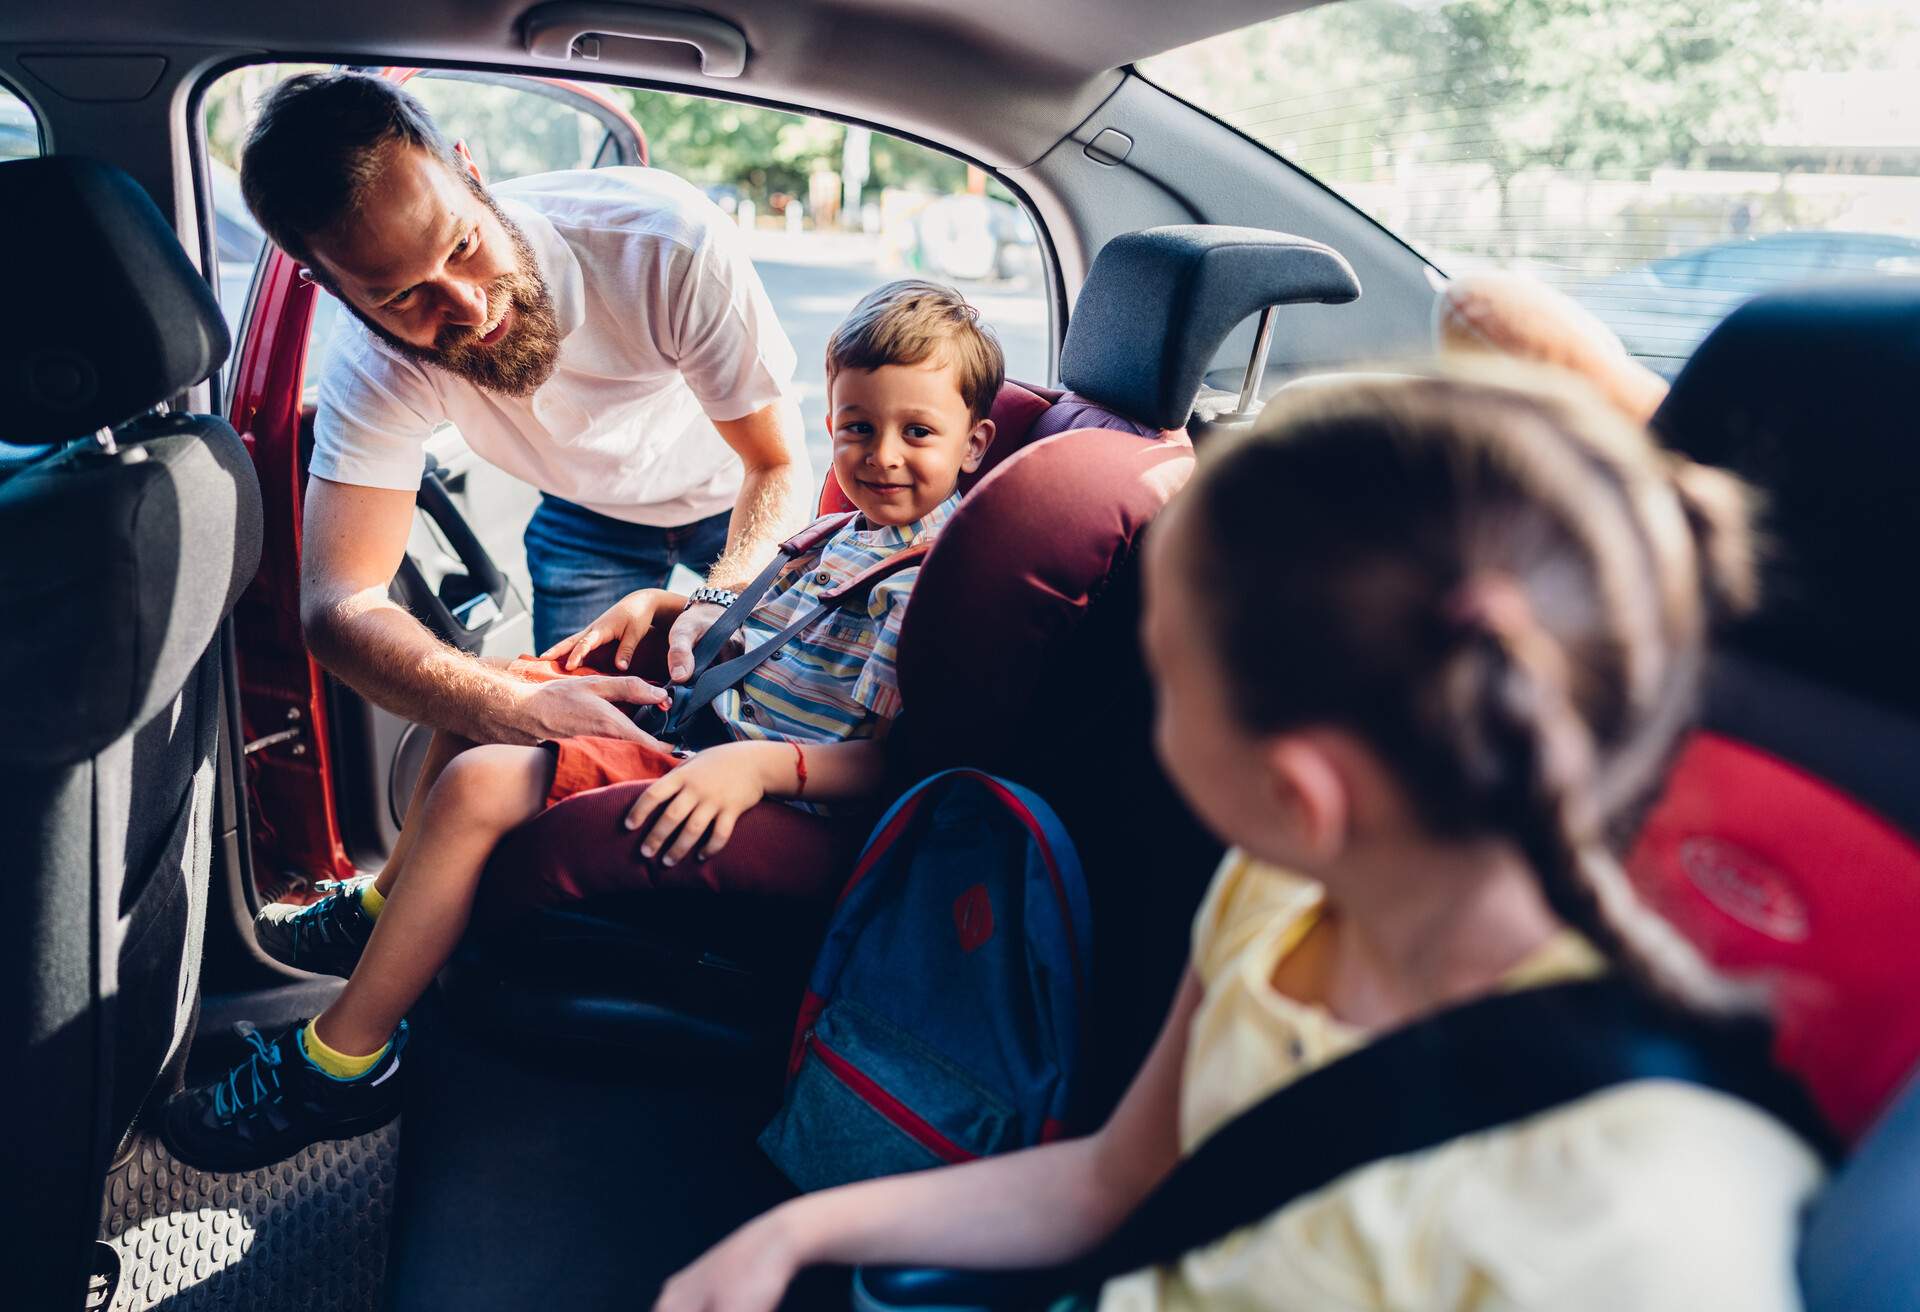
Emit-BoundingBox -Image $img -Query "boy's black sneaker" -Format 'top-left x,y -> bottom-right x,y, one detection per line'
254,876 -> 378,976
159,1020 -> 409,1173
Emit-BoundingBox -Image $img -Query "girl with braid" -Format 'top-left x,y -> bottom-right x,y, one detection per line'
657,363 -> 1823,1312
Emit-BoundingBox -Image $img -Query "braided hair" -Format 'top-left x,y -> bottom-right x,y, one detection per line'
1181,361 -> 1758,1013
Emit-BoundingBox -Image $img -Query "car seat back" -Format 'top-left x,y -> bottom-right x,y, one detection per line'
0,156 -> 262,1309
467,228 -> 1358,1118
1627,284 -> 1920,1142
885,226 -> 1360,1109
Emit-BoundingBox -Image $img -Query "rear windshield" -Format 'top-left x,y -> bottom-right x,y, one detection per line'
1141,0 -> 1920,375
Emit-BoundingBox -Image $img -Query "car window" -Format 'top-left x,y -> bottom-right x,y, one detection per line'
1141,0 -> 1920,376
402,74 -> 641,180
203,65 -> 1050,605
0,80 -> 41,161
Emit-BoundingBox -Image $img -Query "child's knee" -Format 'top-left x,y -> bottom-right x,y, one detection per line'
430,744 -> 555,823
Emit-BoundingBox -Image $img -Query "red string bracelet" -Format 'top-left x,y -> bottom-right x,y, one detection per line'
792,741 -> 808,795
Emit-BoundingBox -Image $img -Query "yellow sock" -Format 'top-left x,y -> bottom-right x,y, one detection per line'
359,881 -> 386,920
300,1021 -> 389,1081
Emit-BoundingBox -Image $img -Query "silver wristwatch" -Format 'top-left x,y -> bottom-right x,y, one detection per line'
688,586 -> 739,610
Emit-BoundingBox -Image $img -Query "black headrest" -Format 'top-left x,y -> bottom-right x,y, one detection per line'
0,157 -> 230,444
1653,282 -> 1920,717
1059,225 -> 1361,430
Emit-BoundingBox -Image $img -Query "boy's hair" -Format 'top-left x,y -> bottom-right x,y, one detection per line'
240,72 -> 472,268
826,280 -> 1005,424
1178,361 -> 1759,1014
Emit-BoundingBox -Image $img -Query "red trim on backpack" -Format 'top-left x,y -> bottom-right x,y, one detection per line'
972,773 -> 1089,1005
808,1033 -> 979,1165
1039,1118 -> 1068,1143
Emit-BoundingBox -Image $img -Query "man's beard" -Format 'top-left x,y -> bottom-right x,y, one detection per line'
344,192 -> 562,398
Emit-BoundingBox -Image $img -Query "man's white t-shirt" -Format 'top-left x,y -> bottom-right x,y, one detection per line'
310,167 -> 803,527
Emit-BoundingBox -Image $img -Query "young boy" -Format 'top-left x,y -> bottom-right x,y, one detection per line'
161,280 -> 1003,1171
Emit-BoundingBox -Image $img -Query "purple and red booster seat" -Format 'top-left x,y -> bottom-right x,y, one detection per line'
461,228 -> 1362,1111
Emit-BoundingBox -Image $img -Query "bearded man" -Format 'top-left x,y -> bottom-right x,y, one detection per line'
239,71 -> 811,747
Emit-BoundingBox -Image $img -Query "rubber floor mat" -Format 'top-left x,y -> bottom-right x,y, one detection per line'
96,1123 -> 399,1310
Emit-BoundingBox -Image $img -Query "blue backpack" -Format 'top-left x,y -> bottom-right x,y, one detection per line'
759,769 -> 1093,1193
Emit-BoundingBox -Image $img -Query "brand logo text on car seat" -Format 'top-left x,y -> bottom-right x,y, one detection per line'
1677,836 -> 1811,943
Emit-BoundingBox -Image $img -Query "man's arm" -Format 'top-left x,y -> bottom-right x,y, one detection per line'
301,475 -> 666,745
664,399 -> 812,682
703,399 -> 812,591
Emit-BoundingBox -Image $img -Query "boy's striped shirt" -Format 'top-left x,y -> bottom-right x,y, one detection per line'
711,494 -> 959,776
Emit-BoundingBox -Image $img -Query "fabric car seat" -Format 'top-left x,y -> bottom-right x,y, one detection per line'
0,157 -> 263,1308
465,226 -> 1359,1114
1626,283 -> 1920,1148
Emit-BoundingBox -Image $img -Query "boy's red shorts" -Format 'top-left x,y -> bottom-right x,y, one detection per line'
477,656 -> 866,916
544,734 -> 681,809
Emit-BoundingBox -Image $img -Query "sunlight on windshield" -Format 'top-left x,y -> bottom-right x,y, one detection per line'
1142,0 -> 1920,373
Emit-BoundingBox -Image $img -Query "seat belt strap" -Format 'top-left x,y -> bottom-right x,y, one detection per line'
661,536 -> 931,736
678,512 -> 859,677
858,978 -> 1833,1312
1067,977 -> 1833,1288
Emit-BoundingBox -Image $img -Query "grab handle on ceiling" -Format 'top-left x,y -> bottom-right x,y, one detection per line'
522,3 -> 748,77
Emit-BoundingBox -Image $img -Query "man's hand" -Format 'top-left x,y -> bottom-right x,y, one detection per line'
539,588 -> 684,672
665,601 -> 727,684
623,741 -> 773,863
508,674 -> 670,746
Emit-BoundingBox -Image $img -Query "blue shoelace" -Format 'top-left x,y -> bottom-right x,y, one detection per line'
211,1026 -> 284,1121
288,879 -> 356,957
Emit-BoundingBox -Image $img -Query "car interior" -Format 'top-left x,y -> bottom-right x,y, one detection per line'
1,1 -> 1916,1310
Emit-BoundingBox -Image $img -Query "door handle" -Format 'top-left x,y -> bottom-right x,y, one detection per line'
521,2 -> 749,78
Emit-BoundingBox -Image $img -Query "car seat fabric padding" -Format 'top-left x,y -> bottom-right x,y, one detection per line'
1630,732 -> 1920,1140
1652,281 -> 1920,719
0,157 -> 231,443
893,425 -> 1192,768
0,418 -> 262,767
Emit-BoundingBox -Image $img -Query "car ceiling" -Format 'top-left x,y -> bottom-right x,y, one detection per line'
5,0 -> 1324,169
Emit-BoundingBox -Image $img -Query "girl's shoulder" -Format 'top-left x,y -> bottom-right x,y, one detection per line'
1190,851 -> 1323,988
1409,1080 -> 1823,1308
1165,1080 -> 1824,1312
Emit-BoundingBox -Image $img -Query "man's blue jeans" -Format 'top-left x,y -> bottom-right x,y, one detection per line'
523,495 -> 732,654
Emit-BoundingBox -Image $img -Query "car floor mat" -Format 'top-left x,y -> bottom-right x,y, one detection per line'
95,1124 -> 397,1311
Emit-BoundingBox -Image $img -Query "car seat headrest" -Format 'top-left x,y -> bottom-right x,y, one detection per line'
1653,282 -> 1920,716
0,157 -> 231,444
1060,225 -> 1360,431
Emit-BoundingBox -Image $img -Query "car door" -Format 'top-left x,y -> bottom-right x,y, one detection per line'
226,67 -> 647,898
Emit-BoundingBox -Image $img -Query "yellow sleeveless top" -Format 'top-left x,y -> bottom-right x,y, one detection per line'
1098,851 -> 1823,1312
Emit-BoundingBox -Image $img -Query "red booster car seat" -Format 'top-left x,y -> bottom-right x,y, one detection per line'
1627,283 -> 1920,1144
460,226 -> 1360,1112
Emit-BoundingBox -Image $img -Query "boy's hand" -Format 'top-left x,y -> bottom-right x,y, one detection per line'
539,589 -> 682,672
624,742 -> 772,865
